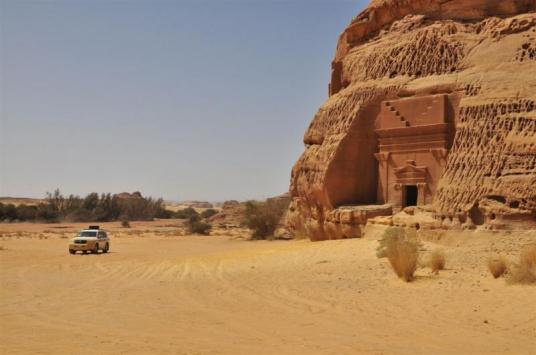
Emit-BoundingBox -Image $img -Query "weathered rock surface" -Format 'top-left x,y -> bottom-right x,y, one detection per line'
208,200 -> 245,227
115,191 -> 143,200
176,201 -> 214,209
288,0 -> 536,240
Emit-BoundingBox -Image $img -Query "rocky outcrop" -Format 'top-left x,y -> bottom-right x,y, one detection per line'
288,0 -> 536,240
177,201 -> 214,209
209,200 -> 245,227
115,191 -> 143,200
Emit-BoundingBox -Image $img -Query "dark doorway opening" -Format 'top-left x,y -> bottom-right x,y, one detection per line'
405,185 -> 418,207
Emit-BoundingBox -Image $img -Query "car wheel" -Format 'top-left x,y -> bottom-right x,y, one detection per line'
103,243 -> 109,253
93,244 -> 99,254
82,250 -> 88,254
69,249 -> 75,255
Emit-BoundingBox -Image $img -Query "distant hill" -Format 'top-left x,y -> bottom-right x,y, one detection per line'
165,200 -> 214,211
0,197 -> 44,206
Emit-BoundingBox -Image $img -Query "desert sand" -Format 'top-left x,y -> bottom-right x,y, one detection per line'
1,223 -> 535,355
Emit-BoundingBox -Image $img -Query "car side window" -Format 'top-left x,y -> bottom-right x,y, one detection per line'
98,231 -> 104,238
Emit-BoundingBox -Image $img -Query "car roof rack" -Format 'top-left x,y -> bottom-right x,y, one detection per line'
88,225 -> 100,230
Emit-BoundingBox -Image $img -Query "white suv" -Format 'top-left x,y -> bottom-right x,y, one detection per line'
69,226 -> 110,254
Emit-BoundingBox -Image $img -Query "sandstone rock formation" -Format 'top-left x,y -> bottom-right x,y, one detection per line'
115,191 -> 143,200
209,200 -> 246,227
176,201 -> 214,209
287,0 -> 536,240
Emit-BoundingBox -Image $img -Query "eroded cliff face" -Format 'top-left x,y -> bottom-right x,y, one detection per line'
288,0 -> 536,240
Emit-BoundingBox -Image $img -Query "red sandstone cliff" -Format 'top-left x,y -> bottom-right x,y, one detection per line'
288,0 -> 536,240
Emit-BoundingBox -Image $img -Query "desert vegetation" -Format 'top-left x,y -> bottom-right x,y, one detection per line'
488,257 -> 508,279
174,207 -> 200,219
507,243 -> 536,284
377,227 -> 421,282
428,249 -> 446,274
242,197 -> 289,240
200,208 -> 218,219
0,190 -> 169,223
186,215 -> 212,235
487,244 -> 536,284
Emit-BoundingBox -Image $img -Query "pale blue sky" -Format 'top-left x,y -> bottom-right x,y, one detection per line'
0,0 -> 367,201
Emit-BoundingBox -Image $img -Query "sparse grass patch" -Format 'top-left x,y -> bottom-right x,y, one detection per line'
126,230 -> 143,237
121,220 -> 131,228
379,227 -> 420,282
428,249 -> 446,274
488,257 -> 508,279
386,238 -> 419,282
508,244 -> 536,284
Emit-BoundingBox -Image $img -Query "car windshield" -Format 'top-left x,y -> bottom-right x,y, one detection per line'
79,231 -> 97,237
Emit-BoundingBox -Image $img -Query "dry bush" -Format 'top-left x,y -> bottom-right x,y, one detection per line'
243,199 -> 289,240
127,230 -> 143,237
429,249 -> 446,274
188,220 -> 212,235
377,227 -> 404,258
488,257 -> 508,279
377,227 -> 421,281
508,244 -> 536,284
377,227 -> 421,258
385,237 -> 419,282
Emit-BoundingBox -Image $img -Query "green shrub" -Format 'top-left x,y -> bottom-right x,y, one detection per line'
0,203 -> 17,221
65,208 -> 94,222
155,208 -> 174,219
243,198 -> 289,240
200,208 -> 218,219
121,220 -> 131,228
175,207 -> 199,220
0,190 -> 168,223
15,204 -> 38,221
36,203 -> 60,222
187,216 -> 211,235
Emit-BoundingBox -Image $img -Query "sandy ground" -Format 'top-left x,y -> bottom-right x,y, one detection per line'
1,223 -> 535,355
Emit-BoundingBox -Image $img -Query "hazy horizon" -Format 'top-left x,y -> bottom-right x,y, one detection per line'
0,0 -> 368,202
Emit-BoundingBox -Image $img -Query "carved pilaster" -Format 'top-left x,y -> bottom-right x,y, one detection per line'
374,152 -> 391,203
374,152 -> 390,162
430,148 -> 448,161
417,183 -> 427,206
